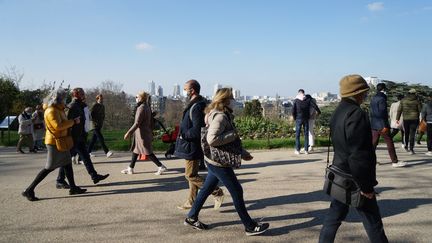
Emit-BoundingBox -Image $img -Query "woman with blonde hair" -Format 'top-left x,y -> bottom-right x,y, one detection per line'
184,88 -> 269,236
121,91 -> 167,175
22,89 -> 86,201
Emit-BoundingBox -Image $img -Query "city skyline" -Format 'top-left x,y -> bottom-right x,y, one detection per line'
1,1 -> 431,97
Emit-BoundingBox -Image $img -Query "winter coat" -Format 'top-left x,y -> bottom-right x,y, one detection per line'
396,94 -> 422,121
174,96 -> 207,160
389,101 -> 403,129
44,104 -> 74,146
421,101 -> 432,123
292,96 -> 321,121
370,92 -> 390,130
330,98 -> 378,193
66,99 -> 87,143
18,112 -> 33,135
32,110 -> 45,140
91,102 -> 105,129
205,108 -> 250,167
127,102 -> 154,155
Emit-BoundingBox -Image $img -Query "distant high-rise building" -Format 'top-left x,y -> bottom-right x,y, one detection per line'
148,80 -> 156,95
233,89 -> 241,99
213,83 -> 222,96
173,84 -> 181,97
157,85 -> 163,97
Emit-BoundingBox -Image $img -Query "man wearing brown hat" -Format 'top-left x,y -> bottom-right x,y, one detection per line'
396,88 -> 422,154
319,74 -> 388,243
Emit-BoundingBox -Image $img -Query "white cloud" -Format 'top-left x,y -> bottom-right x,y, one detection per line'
135,42 -> 154,51
367,2 -> 384,12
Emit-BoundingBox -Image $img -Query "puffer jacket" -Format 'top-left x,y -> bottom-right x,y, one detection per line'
44,104 -> 74,146
397,94 -> 422,121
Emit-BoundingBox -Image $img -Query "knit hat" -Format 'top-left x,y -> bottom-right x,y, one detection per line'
339,74 -> 370,98
408,88 -> 416,94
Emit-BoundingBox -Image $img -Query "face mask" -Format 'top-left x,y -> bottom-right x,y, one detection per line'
183,89 -> 192,100
25,112 -> 32,116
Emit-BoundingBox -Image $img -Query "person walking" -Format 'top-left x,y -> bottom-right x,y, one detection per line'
88,94 -> 113,158
174,79 -> 224,210
56,88 -> 109,188
17,107 -> 37,153
370,83 -> 406,168
184,88 -> 270,236
319,74 -> 388,243
421,94 -> 432,156
21,89 -> 86,201
32,105 -> 45,150
389,94 -> 405,148
306,94 -> 319,151
292,89 -> 321,154
396,89 -> 422,154
121,91 -> 167,175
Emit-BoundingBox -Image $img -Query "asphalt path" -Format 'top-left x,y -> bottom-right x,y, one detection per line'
0,144 -> 431,243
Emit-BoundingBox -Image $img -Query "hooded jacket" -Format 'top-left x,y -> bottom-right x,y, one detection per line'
370,91 -> 390,130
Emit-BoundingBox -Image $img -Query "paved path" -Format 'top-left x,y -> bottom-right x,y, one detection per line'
0,144 -> 431,243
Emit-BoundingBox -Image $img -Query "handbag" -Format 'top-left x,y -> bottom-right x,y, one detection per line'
201,112 -> 242,168
323,135 -> 365,207
419,120 -> 427,133
46,124 -> 74,152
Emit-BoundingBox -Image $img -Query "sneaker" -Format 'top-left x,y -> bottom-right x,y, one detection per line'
401,144 -> 405,149
304,150 -> 309,155
121,167 -> 134,175
245,222 -> 270,236
426,151 -> 432,156
294,150 -> 300,155
184,218 -> 209,230
409,150 -> 415,155
89,153 -> 96,158
214,193 -> 225,210
392,161 -> 407,168
69,186 -> 87,195
56,181 -> 71,189
72,156 -> 79,164
106,151 -> 113,158
17,149 -> 25,154
154,165 -> 167,175
404,146 -> 409,152
93,174 -> 109,184
309,146 -> 314,151
177,203 -> 192,210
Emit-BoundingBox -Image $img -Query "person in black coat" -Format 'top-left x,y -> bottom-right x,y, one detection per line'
370,83 -> 406,167
319,75 -> 388,243
174,80 -> 224,210
56,88 -> 109,188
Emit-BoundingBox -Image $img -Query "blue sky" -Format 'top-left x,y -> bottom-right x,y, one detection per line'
1,0 -> 431,97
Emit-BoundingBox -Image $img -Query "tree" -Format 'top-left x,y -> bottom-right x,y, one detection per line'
0,77 -> 20,120
243,99 -> 263,118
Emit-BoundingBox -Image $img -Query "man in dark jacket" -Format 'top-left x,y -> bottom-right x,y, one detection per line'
88,94 -> 113,158
292,89 -> 321,154
421,94 -> 432,155
370,83 -> 406,168
56,88 -> 109,188
319,74 -> 388,243
174,80 -> 224,210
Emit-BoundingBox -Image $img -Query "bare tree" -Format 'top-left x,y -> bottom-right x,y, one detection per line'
1,65 -> 24,88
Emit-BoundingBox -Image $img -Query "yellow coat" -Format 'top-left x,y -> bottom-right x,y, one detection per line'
44,104 -> 74,146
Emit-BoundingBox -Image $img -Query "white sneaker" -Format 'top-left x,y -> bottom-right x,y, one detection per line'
121,167 -> 134,174
106,151 -> 113,158
72,156 -> 78,164
304,150 -> 309,155
214,193 -> 225,210
426,151 -> 432,156
294,150 -> 300,155
89,153 -> 96,158
309,146 -> 314,151
401,144 -> 405,149
154,165 -> 167,175
392,161 -> 407,168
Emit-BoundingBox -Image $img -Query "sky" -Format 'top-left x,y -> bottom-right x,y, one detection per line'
1,0 -> 431,97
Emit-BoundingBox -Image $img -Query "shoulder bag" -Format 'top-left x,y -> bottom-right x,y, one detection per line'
323,134 -> 365,207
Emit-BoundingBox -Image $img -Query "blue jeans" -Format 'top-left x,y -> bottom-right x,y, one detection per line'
319,198 -> 388,243
187,163 -> 256,229
57,140 -> 98,182
88,128 -> 109,154
295,119 -> 309,151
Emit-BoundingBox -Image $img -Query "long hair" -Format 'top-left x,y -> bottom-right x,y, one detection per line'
205,87 -> 233,114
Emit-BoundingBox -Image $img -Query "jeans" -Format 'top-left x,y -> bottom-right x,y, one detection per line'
295,119 -> 309,151
389,128 -> 404,145
319,198 -> 388,243
187,163 -> 256,230
403,119 -> 419,151
57,140 -> 98,182
184,160 -> 222,205
88,128 -> 109,154
372,129 -> 398,163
